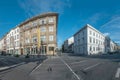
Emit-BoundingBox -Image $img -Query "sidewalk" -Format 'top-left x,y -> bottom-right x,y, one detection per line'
0,55 -> 47,72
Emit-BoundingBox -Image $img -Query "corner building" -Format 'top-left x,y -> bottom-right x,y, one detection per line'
19,12 -> 58,55
74,24 -> 105,55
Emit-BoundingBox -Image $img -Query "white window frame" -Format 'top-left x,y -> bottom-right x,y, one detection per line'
49,26 -> 53,32
41,35 -> 46,42
41,27 -> 46,32
48,17 -> 54,23
49,35 -> 54,41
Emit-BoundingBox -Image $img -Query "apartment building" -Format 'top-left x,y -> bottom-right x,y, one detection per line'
19,12 -> 58,55
74,24 -> 105,55
6,27 -> 20,54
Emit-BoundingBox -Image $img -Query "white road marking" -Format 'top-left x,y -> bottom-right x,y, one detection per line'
84,63 -> 101,71
115,68 -> 120,78
29,59 -> 48,75
57,55 -> 82,80
0,67 -> 9,70
0,62 -> 25,71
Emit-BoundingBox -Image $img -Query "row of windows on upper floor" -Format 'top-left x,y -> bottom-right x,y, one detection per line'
40,26 -> 54,32
75,31 -> 104,41
24,26 -> 54,35
74,36 -> 104,45
89,37 -> 104,45
25,35 -> 54,44
7,34 -> 20,43
23,17 -> 55,30
7,29 -> 20,38
6,18 -> 54,38
89,30 -> 104,40
6,26 -> 54,40
7,41 -> 20,48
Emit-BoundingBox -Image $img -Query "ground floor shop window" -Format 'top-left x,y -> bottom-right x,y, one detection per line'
49,47 -> 54,51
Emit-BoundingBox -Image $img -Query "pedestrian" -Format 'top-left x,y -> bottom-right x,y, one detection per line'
47,66 -> 52,72
49,66 -> 52,72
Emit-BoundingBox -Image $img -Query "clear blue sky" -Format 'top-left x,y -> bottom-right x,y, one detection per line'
0,0 -> 120,47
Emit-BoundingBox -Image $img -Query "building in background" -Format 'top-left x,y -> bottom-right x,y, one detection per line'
0,38 -> 4,54
0,35 -> 7,54
6,27 -> 20,55
105,36 -> 119,53
0,12 -> 58,56
63,36 -> 74,53
74,24 -> 105,55
104,36 -> 111,53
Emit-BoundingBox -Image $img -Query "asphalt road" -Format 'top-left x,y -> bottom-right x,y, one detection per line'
0,53 -> 120,80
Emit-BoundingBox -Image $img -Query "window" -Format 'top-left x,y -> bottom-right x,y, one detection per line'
90,31 -> 92,35
17,41 -> 19,46
96,47 -> 98,51
82,37 -> 84,43
17,29 -> 19,32
32,21 -> 37,26
32,36 -> 37,43
16,35 -> 17,40
15,42 -> 16,47
39,20 -> 42,24
93,38 -> 95,43
90,46 -> 92,51
89,37 -> 92,43
14,36 -> 16,40
93,47 -> 95,51
49,26 -> 53,32
41,35 -> 46,42
25,38 -> 30,43
93,32 -> 95,36
78,39 -> 80,44
39,19 -> 46,24
49,35 -> 54,41
42,20 -> 44,24
49,47 -> 54,51
17,35 -> 19,39
41,27 -> 46,32
48,17 -> 54,23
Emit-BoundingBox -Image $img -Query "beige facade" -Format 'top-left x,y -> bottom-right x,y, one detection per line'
19,12 -> 58,55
